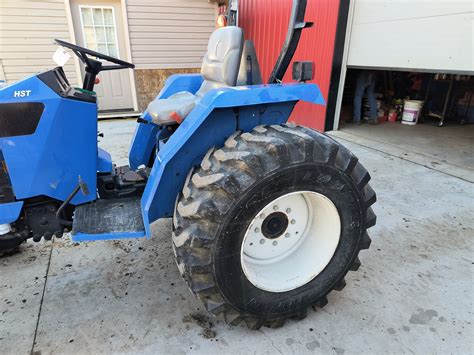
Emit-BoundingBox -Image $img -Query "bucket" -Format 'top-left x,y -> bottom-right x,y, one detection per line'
402,100 -> 423,125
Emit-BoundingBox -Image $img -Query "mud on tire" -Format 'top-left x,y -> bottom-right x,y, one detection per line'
172,124 -> 376,329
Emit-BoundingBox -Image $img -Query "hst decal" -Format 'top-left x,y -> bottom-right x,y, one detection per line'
13,90 -> 32,98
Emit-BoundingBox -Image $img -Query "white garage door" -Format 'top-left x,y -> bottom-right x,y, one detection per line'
346,0 -> 474,74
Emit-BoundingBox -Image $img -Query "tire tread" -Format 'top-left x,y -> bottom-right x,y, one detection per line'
172,124 -> 376,329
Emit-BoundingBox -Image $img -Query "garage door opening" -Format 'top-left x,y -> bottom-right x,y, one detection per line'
335,69 -> 474,181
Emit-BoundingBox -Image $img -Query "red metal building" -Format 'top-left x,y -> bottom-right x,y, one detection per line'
238,0 -> 347,131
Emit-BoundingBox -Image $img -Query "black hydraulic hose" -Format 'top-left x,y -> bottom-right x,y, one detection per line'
56,184 -> 81,227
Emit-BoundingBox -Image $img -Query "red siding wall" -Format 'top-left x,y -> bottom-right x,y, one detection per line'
239,0 -> 340,131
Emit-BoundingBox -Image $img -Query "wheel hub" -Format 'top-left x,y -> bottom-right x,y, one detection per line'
261,212 -> 288,239
241,191 -> 341,293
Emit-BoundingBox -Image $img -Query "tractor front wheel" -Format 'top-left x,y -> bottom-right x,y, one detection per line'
172,125 -> 376,329
0,222 -> 30,255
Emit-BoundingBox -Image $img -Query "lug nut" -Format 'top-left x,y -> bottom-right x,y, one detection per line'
260,213 -> 265,219
260,239 -> 265,244
285,233 -> 290,238
286,208 -> 291,213
290,219 -> 296,225
272,241 -> 278,246
254,227 -> 260,233
273,205 -> 278,211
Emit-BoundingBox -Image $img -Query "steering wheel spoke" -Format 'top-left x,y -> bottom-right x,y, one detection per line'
101,64 -> 127,71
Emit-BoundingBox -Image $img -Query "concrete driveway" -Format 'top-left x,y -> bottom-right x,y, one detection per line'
1,120 -> 472,354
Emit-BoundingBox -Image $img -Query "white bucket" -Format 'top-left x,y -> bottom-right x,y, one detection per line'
402,100 -> 423,125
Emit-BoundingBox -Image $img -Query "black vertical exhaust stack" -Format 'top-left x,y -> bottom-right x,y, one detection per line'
268,0 -> 313,84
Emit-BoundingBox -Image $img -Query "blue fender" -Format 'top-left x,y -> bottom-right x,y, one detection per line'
97,147 -> 113,173
159,74 -> 204,98
199,82 -> 325,108
129,112 -> 158,170
129,74 -> 204,169
141,82 -> 325,237
0,201 -> 23,224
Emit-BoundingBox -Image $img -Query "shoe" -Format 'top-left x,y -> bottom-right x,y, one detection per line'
350,119 -> 362,125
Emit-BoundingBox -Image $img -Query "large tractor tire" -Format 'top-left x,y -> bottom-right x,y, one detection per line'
172,124 -> 376,329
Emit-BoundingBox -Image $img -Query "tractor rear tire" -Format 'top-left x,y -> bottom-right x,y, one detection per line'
172,124 -> 376,329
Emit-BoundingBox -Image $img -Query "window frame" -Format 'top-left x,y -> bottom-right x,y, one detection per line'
78,5 -> 121,60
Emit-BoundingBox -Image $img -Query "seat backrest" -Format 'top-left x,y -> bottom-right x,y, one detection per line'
197,26 -> 244,96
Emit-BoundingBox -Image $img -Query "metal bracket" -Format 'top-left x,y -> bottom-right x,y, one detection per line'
137,117 -> 149,124
295,21 -> 313,30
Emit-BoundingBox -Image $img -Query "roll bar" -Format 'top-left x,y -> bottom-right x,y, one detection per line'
268,0 -> 313,84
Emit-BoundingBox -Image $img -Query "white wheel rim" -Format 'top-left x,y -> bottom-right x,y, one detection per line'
241,191 -> 341,293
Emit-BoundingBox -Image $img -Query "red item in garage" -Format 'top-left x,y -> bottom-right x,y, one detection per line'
388,109 -> 398,123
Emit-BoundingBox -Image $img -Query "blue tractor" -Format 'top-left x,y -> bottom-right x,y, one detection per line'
0,0 -> 376,329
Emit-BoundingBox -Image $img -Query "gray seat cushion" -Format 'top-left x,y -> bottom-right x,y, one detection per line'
147,91 -> 197,124
148,26 -> 244,125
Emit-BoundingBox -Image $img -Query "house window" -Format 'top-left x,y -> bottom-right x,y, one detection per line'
80,7 -> 118,58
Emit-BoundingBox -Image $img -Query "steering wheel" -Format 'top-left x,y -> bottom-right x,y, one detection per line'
54,39 -> 134,91
54,39 -> 135,71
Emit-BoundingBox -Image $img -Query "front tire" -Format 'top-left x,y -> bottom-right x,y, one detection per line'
172,125 -> 376,329
0,233 -> 25,255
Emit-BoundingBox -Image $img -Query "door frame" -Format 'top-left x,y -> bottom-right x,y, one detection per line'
64,0 -> 139,112
331,0 -> 355,131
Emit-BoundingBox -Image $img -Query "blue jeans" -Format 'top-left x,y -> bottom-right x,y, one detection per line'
353,72 -> 377,122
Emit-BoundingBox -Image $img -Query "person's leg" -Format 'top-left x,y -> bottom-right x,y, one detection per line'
367,79 -> 378,124
353,74 -> 365,123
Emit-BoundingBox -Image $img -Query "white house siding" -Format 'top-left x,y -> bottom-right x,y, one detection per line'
0,0 -> 78,84
126,0 -> 217,69
347,0 -> 474,73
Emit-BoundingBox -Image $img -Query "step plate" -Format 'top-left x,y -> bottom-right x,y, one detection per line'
72,197 -> 145,242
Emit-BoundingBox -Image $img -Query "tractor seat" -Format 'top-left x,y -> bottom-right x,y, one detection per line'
147,26 -> 244,125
